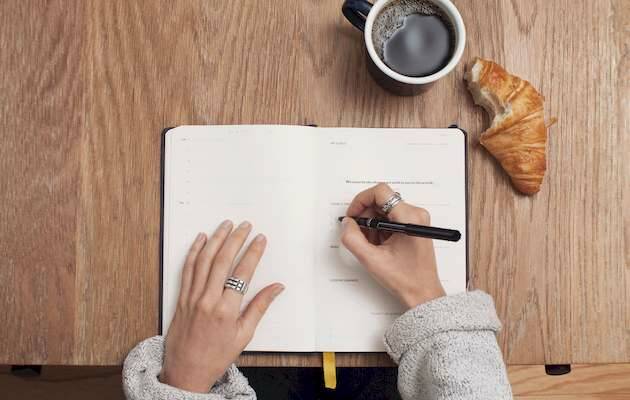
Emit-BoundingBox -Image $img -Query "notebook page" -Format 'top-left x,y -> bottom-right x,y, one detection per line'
313,128 -> 467,351
162,125 -> 317,351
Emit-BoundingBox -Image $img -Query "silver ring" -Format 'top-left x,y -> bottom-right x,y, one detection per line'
381,192 -> 402,214
224,276 -> 248,295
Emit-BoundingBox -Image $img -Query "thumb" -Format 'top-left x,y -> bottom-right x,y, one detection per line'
340,217 -> 378,264
239,283 -> 284,341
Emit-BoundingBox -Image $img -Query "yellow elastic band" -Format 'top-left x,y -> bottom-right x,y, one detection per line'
323,352 -> 337,389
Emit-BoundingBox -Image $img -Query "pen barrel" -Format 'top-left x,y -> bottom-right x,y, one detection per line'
403,224 -> 461,242
341,217 -> 461,242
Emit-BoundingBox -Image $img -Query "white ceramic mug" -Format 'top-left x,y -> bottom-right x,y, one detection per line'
342,0 -> 466,95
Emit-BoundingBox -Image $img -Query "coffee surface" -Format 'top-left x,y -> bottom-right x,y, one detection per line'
383,13 -> 451,77
371,0 -> 455,77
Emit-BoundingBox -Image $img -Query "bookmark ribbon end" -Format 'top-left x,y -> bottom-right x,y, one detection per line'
323,352 -> 337,389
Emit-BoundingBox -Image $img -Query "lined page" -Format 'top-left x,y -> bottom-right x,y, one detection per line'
163,125 -> 316,351
313,128 -> 467,351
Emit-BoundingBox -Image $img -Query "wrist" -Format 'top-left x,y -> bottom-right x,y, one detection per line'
400,282 -> 446,309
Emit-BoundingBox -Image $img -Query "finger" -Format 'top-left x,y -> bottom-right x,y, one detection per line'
358,209 -> 379,245
346,183 -> 424,223
340,217 -> 379,265
178,232 -> 207,307
205,221 -> 252,297
405,205 -> 431,225
378,230 -> 391,244
222,233 -> 267,307
189,220 -> 233,302
345,184 -> 387,217
238,283 -> 284,345
346,183 -> 400,218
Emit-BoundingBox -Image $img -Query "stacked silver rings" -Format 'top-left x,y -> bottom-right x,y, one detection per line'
224,276 -> 248,295
381,192 -> 402,214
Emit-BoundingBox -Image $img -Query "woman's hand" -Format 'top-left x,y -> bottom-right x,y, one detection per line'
160,220 -> 284,393
341,183 -> 446,309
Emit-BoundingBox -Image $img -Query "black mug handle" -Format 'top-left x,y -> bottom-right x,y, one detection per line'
342,0 -> 373,32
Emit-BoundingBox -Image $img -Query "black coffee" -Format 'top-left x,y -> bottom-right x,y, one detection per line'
372,0 -> 455,77
383,13 -> 451,76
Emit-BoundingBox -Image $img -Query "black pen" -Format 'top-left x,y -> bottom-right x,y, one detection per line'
338,216 -> 461,242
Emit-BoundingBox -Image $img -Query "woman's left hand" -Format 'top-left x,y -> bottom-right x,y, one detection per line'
160,220 -> 284,393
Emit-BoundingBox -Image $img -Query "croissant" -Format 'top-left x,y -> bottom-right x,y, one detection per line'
465,57 -> 549,195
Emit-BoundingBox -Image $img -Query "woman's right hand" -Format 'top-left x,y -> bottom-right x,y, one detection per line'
340,183 -> 446,309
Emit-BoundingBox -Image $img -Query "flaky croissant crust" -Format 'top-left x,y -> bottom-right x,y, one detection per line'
465,58 -> 548,195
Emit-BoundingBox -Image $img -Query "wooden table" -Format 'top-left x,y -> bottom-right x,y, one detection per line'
1,0 -> 627,367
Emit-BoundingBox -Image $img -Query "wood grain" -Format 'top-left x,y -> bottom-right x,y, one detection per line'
510,364 -> 630,396
0,0 -> 628,365
1,365 -> 124,400
0,1 -> 85,364
1,364 -> 628,398
238,352 -> 394,368
564,0 -> 629,365
514,397 -> 630,400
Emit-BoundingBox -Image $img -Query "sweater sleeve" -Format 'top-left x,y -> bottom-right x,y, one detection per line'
384,290 -> 513,400
122,336 -> 256,400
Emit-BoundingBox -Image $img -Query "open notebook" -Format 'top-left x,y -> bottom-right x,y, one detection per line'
161,125 -> 467,352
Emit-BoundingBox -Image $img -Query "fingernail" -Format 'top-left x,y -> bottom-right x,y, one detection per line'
239,221 -> 251,229
341,217 -> 350,227
220,220 -> 233,229
196,232 -> 206,242
254,233 -> 266,242
272,284 -> 285,298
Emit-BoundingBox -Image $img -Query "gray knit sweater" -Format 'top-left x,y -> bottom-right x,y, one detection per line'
123,291 -> 513,399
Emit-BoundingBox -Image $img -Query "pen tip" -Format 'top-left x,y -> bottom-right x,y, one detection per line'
337,216 -> 345,222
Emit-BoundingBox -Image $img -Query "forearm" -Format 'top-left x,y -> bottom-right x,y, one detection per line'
123,336 -> 256,400
385,290 -> 512,400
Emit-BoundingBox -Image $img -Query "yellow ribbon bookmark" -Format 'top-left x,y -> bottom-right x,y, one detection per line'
323,352 -> 337,389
